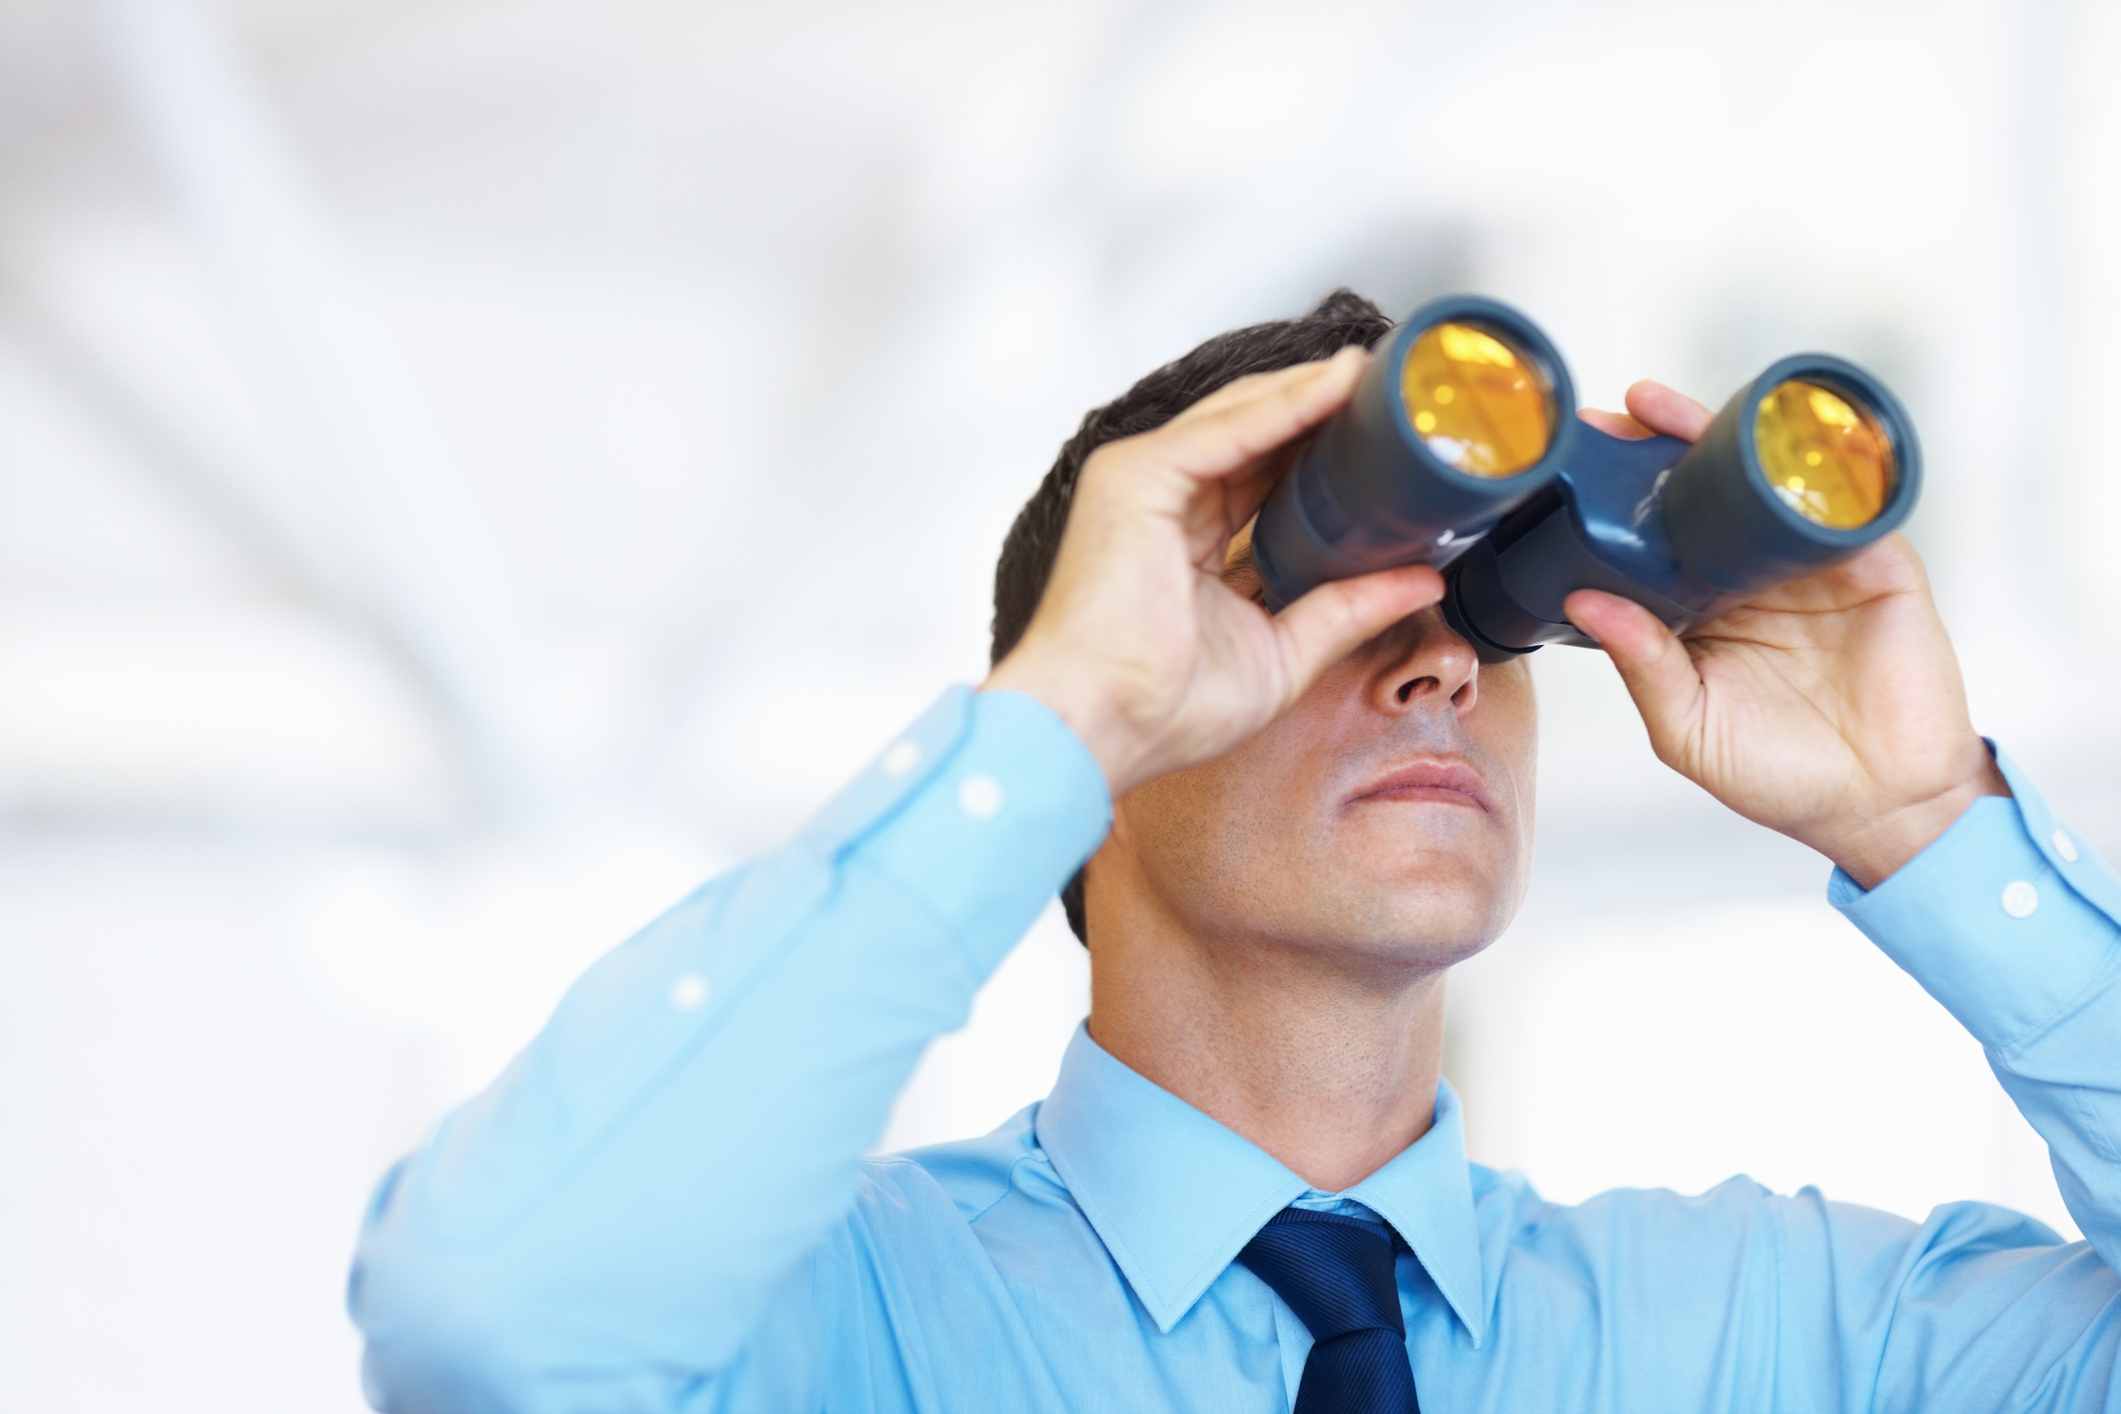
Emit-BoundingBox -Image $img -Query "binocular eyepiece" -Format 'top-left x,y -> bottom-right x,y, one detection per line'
1250,296 -> 1921,662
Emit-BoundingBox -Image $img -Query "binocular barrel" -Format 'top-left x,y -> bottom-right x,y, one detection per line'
1252,296 -> 1578,607
1251,298 -> 1923,663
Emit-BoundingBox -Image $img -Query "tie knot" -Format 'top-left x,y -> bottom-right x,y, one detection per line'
1236,1208 -> 1405,1342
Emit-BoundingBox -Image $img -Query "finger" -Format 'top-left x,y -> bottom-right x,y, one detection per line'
1169,345 -> 1365,426
1564,588 -> 1702,759
1272,564 -> 1444,696
1578,408 -> 1655,440
1621,380 -> 1713,442
1152,346 -> 1368,483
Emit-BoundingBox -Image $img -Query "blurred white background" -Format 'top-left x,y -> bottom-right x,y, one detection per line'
0,0 -> 2117,1408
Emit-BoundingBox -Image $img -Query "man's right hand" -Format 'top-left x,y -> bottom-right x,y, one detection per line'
982,348 -> 1443,798
1566,381 -> 2008,889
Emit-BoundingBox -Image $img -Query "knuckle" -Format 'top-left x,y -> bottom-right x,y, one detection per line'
1080,440 -> 1142,483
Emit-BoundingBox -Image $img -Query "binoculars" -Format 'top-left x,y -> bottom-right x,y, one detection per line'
1251,296 -> 1922,661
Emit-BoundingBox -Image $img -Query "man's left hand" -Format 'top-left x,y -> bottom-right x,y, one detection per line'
1564,381 -> 2009,890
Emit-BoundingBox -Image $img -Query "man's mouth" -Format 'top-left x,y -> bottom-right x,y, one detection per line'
1348,758 -> 1491,813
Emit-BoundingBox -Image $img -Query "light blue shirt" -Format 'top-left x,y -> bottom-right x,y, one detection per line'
351,686 -> 2121,1412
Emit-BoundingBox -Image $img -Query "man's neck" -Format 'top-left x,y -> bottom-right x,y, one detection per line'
1084,895 -> 1448,1194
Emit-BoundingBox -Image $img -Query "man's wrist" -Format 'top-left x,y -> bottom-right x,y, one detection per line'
981,650 -> 1147,796
1821,758 -> 2014,890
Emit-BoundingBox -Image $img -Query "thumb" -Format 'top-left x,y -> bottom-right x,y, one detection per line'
1273,564 -> 1443,700
1564,589 -> 1703,763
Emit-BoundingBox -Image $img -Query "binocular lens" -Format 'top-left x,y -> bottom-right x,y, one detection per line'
1399,321 -> 1553,478
1753,379 -> 1896,529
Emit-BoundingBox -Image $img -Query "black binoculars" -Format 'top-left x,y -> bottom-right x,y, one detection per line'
1251,296 -> 1922,661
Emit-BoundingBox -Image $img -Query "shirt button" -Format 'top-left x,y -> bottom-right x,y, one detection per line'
880,739 -> 923,778
2001,880 -> 2040,919
2052,828 -> 2080,863
669,973 -> 711,1011
957,773 -> 1004,820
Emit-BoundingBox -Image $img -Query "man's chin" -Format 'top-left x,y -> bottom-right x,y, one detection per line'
1267,876 -> 1514,971
1371,864 -> 1520,951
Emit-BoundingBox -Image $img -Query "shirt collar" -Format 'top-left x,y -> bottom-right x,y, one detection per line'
1034,1023 -> 1488,1344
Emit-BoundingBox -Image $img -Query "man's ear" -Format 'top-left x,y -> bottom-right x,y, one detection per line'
1221,518 -> 1266,605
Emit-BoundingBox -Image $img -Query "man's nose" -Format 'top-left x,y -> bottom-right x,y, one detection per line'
1370,607 -> 1481,718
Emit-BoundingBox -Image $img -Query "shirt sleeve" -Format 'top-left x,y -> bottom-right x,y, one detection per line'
347,686 -> 1112,1414
1805,742 -> 2121,1408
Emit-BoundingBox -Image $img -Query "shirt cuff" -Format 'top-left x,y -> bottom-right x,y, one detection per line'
1830,743 -> 2121,1053
809,686 -> 1112,977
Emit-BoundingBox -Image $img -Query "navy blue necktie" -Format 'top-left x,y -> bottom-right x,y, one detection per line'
1236,1208 -> 1420,1414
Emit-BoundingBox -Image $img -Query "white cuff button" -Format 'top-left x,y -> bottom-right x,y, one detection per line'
880,739 -> 923,778
2053,828 -> 2080,863
957,773 -> 1004,820
669,973 -> 711,1011
2001,880 -> 2040,919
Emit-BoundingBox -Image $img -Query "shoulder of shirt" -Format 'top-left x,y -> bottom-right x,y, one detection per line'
1469,1162 -> 1822,1231
859,1102 -> 1050,1226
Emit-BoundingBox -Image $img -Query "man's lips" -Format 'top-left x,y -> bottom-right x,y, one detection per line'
1348,758 -> 1491,813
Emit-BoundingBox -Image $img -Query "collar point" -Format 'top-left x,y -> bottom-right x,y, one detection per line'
1140,1283 -> 1208,1338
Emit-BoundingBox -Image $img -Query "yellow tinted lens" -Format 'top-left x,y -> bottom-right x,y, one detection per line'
1752,380 -> 1895,529
1399,321 -> 1553,477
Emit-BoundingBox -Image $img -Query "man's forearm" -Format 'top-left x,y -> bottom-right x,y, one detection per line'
348,686 -> 1111,1412
1835,745 -> 2121,1266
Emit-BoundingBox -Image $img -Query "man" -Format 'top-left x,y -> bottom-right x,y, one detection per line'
351,291 -> 2121,1412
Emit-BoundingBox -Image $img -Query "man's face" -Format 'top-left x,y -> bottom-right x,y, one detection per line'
1094,584 -> 1538,974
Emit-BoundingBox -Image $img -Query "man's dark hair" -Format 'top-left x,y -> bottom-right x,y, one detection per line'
989,288 -> 1394,945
